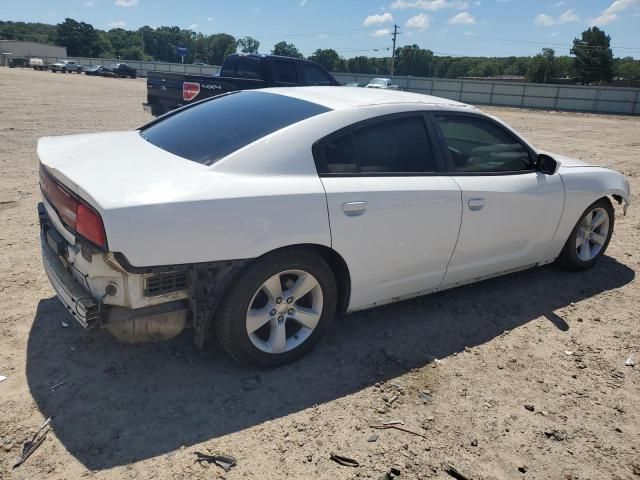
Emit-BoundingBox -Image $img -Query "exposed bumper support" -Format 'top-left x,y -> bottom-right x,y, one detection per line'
39,202 -> 189,340
41,230 -> 103,328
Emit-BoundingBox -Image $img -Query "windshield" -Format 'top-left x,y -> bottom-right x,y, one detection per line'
140,91 -> 330,165
370,78 -> 388,85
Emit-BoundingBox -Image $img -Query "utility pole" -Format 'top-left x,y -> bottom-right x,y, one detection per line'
390,24 -> 400,77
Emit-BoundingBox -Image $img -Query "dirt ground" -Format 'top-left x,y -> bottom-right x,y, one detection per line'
0,67 -> 639,480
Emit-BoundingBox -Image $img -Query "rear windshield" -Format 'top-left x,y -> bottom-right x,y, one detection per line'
140,91 -> 330,165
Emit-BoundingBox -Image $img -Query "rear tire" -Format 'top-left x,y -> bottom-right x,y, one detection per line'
557,198 -> 614,271
214,248 -> 337,368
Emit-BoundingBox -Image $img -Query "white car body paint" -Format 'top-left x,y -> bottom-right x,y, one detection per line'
321,176 -> 462,309
38,86 -> 630,319
441,172 -> 565,289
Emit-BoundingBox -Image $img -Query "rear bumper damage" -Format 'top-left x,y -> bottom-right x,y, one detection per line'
39,203 -> 188,342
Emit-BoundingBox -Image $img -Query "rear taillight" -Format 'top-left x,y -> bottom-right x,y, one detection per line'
76,204 -> 106,248
40,167 -> 107,249
183,81 -> 200,101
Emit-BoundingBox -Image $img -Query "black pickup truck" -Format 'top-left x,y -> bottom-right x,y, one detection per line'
104,63 -> 137,78
144,53 -> 340,117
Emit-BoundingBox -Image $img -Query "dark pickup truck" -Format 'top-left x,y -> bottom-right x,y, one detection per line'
144,53 -> 340,117
104,63 -> 137,78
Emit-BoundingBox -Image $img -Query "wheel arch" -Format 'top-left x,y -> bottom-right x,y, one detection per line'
256,243 -> 352,317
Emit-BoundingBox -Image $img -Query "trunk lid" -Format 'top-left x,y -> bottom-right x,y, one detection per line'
38,131 -> 208,212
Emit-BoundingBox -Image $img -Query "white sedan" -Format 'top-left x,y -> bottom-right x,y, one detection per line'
37,87 -> 630,367
365,77 -> 399,89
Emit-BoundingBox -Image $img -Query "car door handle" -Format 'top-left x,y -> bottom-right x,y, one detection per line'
468,198 -> 485,211
342,201 -> 367,216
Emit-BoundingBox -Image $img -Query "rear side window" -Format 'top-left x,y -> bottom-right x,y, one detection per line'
302,63 -> 333,85
219,56 -> 238,76
140,91 -> 330,165
273,60 -> 298,83
317,116 -> 436,175
236,57 -> 262,79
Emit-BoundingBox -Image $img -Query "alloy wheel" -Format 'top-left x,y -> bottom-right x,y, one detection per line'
245,269 -> 323,354
576,207 -> 610,262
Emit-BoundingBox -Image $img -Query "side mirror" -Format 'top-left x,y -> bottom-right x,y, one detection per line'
536,154 -> 558,175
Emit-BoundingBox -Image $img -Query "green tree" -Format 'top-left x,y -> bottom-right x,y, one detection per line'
271,41 -> 303,59
94,31 -> 114,58
615,57 -> 640,80
555,56 -> 574,78
571,26 -> 614,84
56,18 -> 102,57
432,56 -> 452,77
0,20 -> 57,44
394,45 -> 433,77
502,56 -> 528,76
526,48 -> 558,83
237,36 -> 260,54
119,46 -> 144,60
207,33 -> 237,63
346,56 -> 371,73
308,48 -> 340,71
445,59 -> 472,78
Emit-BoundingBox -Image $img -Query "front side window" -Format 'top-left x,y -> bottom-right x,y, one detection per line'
273,60 -> 298,83
318,116 -> 436,175
140,91 -> 330,165
434,114 -> 533,173
302,63 -> 333,85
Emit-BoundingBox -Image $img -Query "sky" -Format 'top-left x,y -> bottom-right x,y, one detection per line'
2,0 -> 640,58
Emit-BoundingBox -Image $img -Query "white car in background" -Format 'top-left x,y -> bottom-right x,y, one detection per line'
37,87 -> 630,367
50,60 -> 82,73
365,77 -> 398,89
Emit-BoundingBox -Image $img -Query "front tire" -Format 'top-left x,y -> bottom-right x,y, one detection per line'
215,249 -> 337,368
557,198 -> 614,271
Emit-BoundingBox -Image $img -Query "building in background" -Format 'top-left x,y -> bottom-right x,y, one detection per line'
0,40 -> 67,67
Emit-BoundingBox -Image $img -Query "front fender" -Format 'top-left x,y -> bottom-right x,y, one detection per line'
548,166 -> 630,260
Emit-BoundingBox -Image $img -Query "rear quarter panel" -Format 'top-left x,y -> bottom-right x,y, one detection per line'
106,173 -> 330,267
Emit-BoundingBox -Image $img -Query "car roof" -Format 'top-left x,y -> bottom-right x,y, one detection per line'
260,86 -> 475,111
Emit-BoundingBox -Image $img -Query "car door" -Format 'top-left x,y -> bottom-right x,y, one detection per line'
315,113 -> 463,310
431,112 -> 565,288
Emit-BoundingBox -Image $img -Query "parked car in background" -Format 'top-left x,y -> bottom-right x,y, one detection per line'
144,53 -> 340,117
8,57 -> 28,68
50,60 -> 82,73
365,77 -> 398,89
84,65 -> 109,76
29,58 -> 47,71
37,87 -> 629,367
103,63 -> 137,78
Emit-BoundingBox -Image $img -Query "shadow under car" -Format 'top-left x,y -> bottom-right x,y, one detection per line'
25,256 -> 634,470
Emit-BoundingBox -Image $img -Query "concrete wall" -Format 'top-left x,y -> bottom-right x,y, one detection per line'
9,54 -> 639,116
333,73 -> 640,116
32,55 -> 221,77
